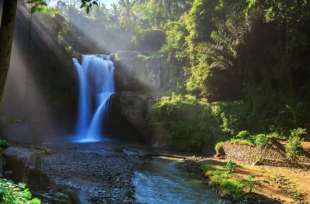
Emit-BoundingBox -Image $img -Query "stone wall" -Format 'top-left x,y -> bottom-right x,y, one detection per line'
223,142 -> 310,168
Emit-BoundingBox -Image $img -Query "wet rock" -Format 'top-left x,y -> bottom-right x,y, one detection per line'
115,92 -> 170,147
118,93 -> 149,131
3,146 -> 50,191
178,160 -> 203,177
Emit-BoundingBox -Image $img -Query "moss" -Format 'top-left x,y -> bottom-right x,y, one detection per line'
229,139 -> 253,146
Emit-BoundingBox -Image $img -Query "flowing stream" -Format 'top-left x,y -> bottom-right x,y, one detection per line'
133,157 -> 224,204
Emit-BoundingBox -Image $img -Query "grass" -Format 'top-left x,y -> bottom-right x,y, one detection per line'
200,159 -> 310,203
201,161 -> 246,199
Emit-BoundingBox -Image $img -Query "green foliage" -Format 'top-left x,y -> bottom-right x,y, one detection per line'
290,128 -> 307,138
235,130 -> 251,140
152,94 -> 224,151
0,139 -> 8,149
0,179 -> 41,204
213,173 -> 244,198
225,160 -> 236,174
29,0 -> 310,154
231,131 -> 277,146
245,175 -> 256,193
27,0 -> 58,15
28,0 -> 98,14
152,92 -> 308,152
253,132 -> 282,146
27,0 -> 48,13
215,142 -> 224,155
210,102 -> 245,135
202,163 -> 259,199
161,21 -> 187,62
152,93 -> 305,151
229,130 -> 255,145
254,134 -> 269,146
80,0 -> 99,14
229,139 -> 253,146
285,128 -> 306,160
202,164 -> 245,198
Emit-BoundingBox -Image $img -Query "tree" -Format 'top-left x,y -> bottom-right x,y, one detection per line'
0,0 -> 18,98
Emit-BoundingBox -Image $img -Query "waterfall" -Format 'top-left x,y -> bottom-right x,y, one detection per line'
71,54 -> 115,143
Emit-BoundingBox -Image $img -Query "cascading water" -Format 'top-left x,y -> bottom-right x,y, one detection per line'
71,54 -> 115,143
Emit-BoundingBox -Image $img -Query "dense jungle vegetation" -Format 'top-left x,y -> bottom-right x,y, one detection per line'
96,0 -> 310,153
21,0 -> 310,152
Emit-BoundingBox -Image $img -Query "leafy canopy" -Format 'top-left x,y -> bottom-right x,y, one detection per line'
28,0 -> 99,13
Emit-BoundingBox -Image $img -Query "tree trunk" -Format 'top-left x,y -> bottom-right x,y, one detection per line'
0,0 -> 18,100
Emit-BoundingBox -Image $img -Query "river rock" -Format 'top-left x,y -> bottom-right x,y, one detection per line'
3,142 -> 142,204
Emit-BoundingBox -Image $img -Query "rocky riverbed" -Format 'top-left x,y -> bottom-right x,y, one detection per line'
2,140 -> 146,204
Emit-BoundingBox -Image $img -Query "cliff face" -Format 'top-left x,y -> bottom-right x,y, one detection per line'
115,51 -> 165,93
112,50 -> 174,147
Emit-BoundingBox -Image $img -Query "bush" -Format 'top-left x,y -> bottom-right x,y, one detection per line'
229,139 -> 253,146
235,130 -> 251,140
254,134 -> 269,146
0,139 -> 8,149
225,160 -> 236,174
285,128 -> 306,160
215,142 -> 225,155
0,179 -> 40,204
151,94 -> 224,151
290,128 -> 307,138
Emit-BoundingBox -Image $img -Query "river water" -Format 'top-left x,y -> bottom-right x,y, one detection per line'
133,157 -> 224,204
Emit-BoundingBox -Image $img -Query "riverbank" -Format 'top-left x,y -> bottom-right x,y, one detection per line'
2,138 -> 310,204
180,157 -> 310,204
1,140 -> 145,204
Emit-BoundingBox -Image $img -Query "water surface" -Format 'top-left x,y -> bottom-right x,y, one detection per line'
134,157 -> 224,204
